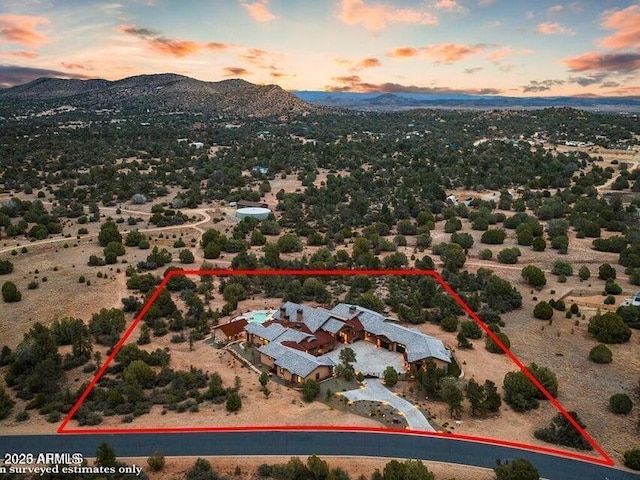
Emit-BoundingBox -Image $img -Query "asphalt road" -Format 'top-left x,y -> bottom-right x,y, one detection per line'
1,432 -> 638,480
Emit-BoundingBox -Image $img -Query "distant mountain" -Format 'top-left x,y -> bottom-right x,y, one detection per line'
294,91 -> 640,113
0,74 -> 314,117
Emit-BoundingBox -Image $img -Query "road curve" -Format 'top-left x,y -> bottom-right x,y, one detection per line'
1,431 -> 638,480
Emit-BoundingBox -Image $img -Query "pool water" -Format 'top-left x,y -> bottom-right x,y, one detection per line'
250,312 -> 271,323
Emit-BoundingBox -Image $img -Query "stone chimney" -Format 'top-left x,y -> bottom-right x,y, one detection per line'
296,308 -> 303,322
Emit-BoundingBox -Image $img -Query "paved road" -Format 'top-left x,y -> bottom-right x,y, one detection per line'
1,432 -> 638,480
341,379 -> 435,431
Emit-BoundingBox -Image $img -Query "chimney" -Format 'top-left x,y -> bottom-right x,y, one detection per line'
279,305 -> 288,320
349,305 -> 356,314
296,308 -> 303,322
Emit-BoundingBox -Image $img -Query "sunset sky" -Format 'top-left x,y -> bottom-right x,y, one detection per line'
0,0 -> 639,96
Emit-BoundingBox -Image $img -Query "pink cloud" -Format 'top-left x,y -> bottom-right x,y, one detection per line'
563,51 -> 640,72
119,25 -> 231,57
487,47 -> 534,62
240,0 -> 277,23
599,5 -> 640,50
61,62 -> 94,71
387,47 -> 420,58
223,66 -> 252,76
5,50 -> 38,59
434,0 -> 465,13
338,0 -> 437,31
0,14 -> 50,47
422,43 -> 483,62
536,22 -> 574,36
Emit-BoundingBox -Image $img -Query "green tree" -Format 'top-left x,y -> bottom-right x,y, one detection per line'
609,393 -> 633,414
484,379 -> 502,413
578,265 -> 591,281
480,228 -> 506,245
465,378 -> 486,417
382,459 -> 434,480
598,263 -> 617,280
302,379 -> 321,402
438,243 -> 466,271
277,233 -> 303,253
179,249 -> 195,264
461,320 -> 482,339
307,455 -> 330,480
440,378 -> 464,418
89,308 -> 126,346
528,363 -> 558,398
1,281 -> 21,303
485,331 -> 510,354
226,390 -> 242,412
186,458 -> 218,480
259,371 -> 269,389
0,260 -> 14,275
95,442 -> 117,467
356,293 -> 385,313
531,237 -> 546,252
521,265 -> 546,288
98,220 -> 122,247
336,347 -> 357,380
497,247 -> 520,264
588,311 -> 632,343
533,411 -> 592,450
494,459 -> 539,480
383,366 -> 399,387
503,371 -> 539,412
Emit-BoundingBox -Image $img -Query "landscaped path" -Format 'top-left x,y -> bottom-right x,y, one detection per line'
341,379 -> 435,432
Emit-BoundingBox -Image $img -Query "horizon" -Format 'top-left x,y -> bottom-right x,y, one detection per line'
3,72 -> 640,99
0,1 -> 638,97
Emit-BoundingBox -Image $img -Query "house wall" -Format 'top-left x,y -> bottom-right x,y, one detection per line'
260,353 -> 275,368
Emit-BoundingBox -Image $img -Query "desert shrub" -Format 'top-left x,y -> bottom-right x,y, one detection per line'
609,393 -> 633,414
588,344 -> 612,364
588,312 -> 631,343
533,301 -> 553,320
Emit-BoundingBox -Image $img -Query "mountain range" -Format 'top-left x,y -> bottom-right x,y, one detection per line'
0,74 -> 313,117
1,74 -> 639,117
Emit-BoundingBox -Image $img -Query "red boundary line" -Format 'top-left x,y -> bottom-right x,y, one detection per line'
57,268 -> 614,467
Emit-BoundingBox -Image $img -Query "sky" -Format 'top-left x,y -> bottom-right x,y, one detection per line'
0,0 -> 639,96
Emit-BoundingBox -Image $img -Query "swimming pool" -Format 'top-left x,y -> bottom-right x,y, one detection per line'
238,309 -> 274,324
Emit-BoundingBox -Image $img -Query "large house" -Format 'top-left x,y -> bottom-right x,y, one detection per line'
245,302 -> 451,384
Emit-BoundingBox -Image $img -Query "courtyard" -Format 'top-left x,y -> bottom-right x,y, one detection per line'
321,341 -> 405,377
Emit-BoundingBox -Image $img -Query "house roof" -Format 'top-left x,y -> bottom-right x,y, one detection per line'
258,343 -> 335,378
331,303 -> 451,364
214,319 -> 248,338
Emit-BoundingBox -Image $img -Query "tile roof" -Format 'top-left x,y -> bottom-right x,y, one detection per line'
214,319 -> 248,337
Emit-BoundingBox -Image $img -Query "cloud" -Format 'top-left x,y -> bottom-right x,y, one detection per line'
119,25 -> 230,57
599,5 -> 640,50
522,79 -> 564,93
536,22 -> 574,36
387,47 -> 420,58
0,65 -> 90,88
478,0 -> 495,5
422,43 -> 484,62
0,14 -> 50,47
547,5 -> 563,15
564,51 -> 640,73
240,0 -> 277,23
568,72 -> 609,87
326,74 -> 501,95
606,86 -> 640,96
464,67 -> 483,74
357,57 -> 381,68
61,62 -> 93,71
484,20 -> 501,28
4,50 -> 38,59
223,66 -> 251,77
486,47 -> 533,63
433,0 -> 465,13
338,0 -> 437,31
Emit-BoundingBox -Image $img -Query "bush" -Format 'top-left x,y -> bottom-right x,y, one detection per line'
521,265 -> 546,288
1,281 -> 21,303
552,261 -> 573,277
178,249 -> 195,264
588,312 -> 632,343
494,458 -> 540,480
383,366 -> 399,387
598,263 -> 617,281
302,379 -> 320,402
624,449 -> 640,470
588,344 -> 612,364
578,266 -> 590,281
0,260 -> 14,275
147,452 -> 165,471
609,393 -> 633,414
461,320 -> 482,339
532,237 -> 546,251
440,316 -> 458,332
486,332 -> 510,354
497,247 -> 520,264
481,228 -> 506,245
604,280 -> 622,295
225,391 -> 242,412
479,249 -> 492,260
533,301 -> 553,320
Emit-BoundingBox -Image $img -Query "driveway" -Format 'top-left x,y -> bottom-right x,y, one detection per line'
341,379 -> 435,431
321,342 -> 404,377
